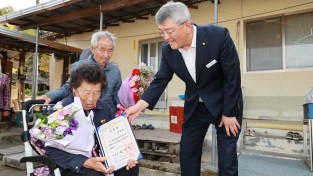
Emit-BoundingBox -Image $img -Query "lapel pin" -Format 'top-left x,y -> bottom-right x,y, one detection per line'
202,42 -> 205,45
101,119 -> 106,124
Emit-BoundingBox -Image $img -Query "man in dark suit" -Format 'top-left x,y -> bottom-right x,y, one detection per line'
125,1 -> 243,176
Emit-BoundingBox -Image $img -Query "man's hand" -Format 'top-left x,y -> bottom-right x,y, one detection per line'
2,111 -> 10,118
125,100 -> 149,124
218,115 -> 240,137
37,95 -> 52,104
83,157 -> 114,174
126,159 -> 138,170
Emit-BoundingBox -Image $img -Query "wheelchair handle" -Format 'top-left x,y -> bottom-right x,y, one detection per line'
22,99 -> 46,111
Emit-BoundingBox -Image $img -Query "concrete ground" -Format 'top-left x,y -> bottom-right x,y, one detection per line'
2,115 -> 312,176
0,162 -> 180,176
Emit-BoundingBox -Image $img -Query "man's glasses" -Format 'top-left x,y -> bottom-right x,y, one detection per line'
96,47 -> 113,55
157,21 -> 187,37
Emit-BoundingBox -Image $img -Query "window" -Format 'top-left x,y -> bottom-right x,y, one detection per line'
140,39 -> 166,109
246,11 -> 313,72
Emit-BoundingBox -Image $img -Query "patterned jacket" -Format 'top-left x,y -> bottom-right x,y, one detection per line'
0,74 -> 10,111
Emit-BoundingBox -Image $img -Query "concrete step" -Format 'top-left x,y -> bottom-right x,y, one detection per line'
0,145 -> 24,160
139,159 -> 217,176
1,145 -> 40,171
134,114 -> 169,129
134,129 -> 181,163
0,121 -> 13,131
0,127 -> 23,144
243,129 -> 304,158
3,152 -> 28,170
240,148 -> 303,160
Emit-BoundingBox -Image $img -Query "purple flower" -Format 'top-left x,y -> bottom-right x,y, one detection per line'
63,128 -> 72,136
64,126 -> 78,136
70,127 -> 77,131
69,118 -> 79,127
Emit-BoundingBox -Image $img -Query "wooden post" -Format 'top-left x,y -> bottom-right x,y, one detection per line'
18,52 -> 26,102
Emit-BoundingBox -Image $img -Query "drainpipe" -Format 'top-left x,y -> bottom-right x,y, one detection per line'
211,0 -> 218,167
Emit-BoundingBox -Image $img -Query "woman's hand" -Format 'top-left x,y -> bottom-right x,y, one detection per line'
2,111 -> 10,118
83,157 -> 114,174
126,159 -> 138,170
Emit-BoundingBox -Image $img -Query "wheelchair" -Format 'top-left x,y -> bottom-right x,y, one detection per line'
20,99 -> 61,176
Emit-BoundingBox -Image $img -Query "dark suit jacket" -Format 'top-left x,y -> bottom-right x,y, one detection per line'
142,24 -> 243,124
45,94 -> 113,174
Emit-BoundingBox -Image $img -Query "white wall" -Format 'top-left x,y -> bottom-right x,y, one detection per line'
55,0 -> 313,121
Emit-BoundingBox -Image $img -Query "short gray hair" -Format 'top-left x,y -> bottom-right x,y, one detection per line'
90,31 -> 117,49
155,1 -> 192,25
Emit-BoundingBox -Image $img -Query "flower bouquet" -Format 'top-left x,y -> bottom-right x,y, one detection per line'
30,97 -> 96,157
117,62 -> 155,114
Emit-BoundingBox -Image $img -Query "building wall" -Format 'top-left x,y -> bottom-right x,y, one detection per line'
56,0 -> 313,121
49,54 -> 64,91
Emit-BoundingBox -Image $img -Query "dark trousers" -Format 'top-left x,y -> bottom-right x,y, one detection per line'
180,102 -> 241,176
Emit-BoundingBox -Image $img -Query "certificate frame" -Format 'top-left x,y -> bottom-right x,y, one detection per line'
96,115 -> 142,171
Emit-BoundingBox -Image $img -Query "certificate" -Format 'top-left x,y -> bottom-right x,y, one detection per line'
96,115 -> 142,171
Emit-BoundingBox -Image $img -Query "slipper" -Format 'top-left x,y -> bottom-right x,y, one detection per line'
141,124 -> 148,129
250,130 -> 256,137
293,132 -> 303,141
286,131 -> 293,140
134,125 -> 141,130
147,124 -> 155,130
244,129 -> 251,136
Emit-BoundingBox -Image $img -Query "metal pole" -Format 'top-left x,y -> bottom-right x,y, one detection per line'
100,5 -> 103,31
32,0 -> 40,99
31,29 -> 39,99
100,12 -> 103,31
211,0 -> 218,167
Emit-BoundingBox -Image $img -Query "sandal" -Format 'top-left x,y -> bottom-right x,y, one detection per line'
244,129 -> 251,136
250,130 -> 256,137
134,125 -> 141,130
293,132 -> 303,141
286,131 -> 293,140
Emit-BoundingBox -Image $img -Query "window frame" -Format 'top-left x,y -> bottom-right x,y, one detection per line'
244,11 -> 313,73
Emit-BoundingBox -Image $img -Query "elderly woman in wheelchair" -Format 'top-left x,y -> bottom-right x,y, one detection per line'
27,63 -> 139,176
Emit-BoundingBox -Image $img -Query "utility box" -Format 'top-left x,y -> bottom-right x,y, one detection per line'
169,106 -> 184,133
303,103 -> 313,119
15,111 -> 23,127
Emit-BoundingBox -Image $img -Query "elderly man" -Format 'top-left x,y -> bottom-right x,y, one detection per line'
39,31 -> 122,114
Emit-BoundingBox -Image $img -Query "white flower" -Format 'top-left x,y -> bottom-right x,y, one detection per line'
59,120 -> 69,127
55,126 -> 67,135
35,119 -> 42,126
48,116 -> 56,124
32,128 -> 43,138
53,101 -> 63,110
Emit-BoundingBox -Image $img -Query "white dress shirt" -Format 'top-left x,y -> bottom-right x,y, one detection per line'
178,25 -> 197,83
178,25 -> 203,102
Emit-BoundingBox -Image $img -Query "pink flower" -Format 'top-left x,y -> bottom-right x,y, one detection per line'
129,80 -> 135,87
118,62 -> 155,109
131,87 -> 138,92
57,109 -> 72,120
131,75 -> 138,82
